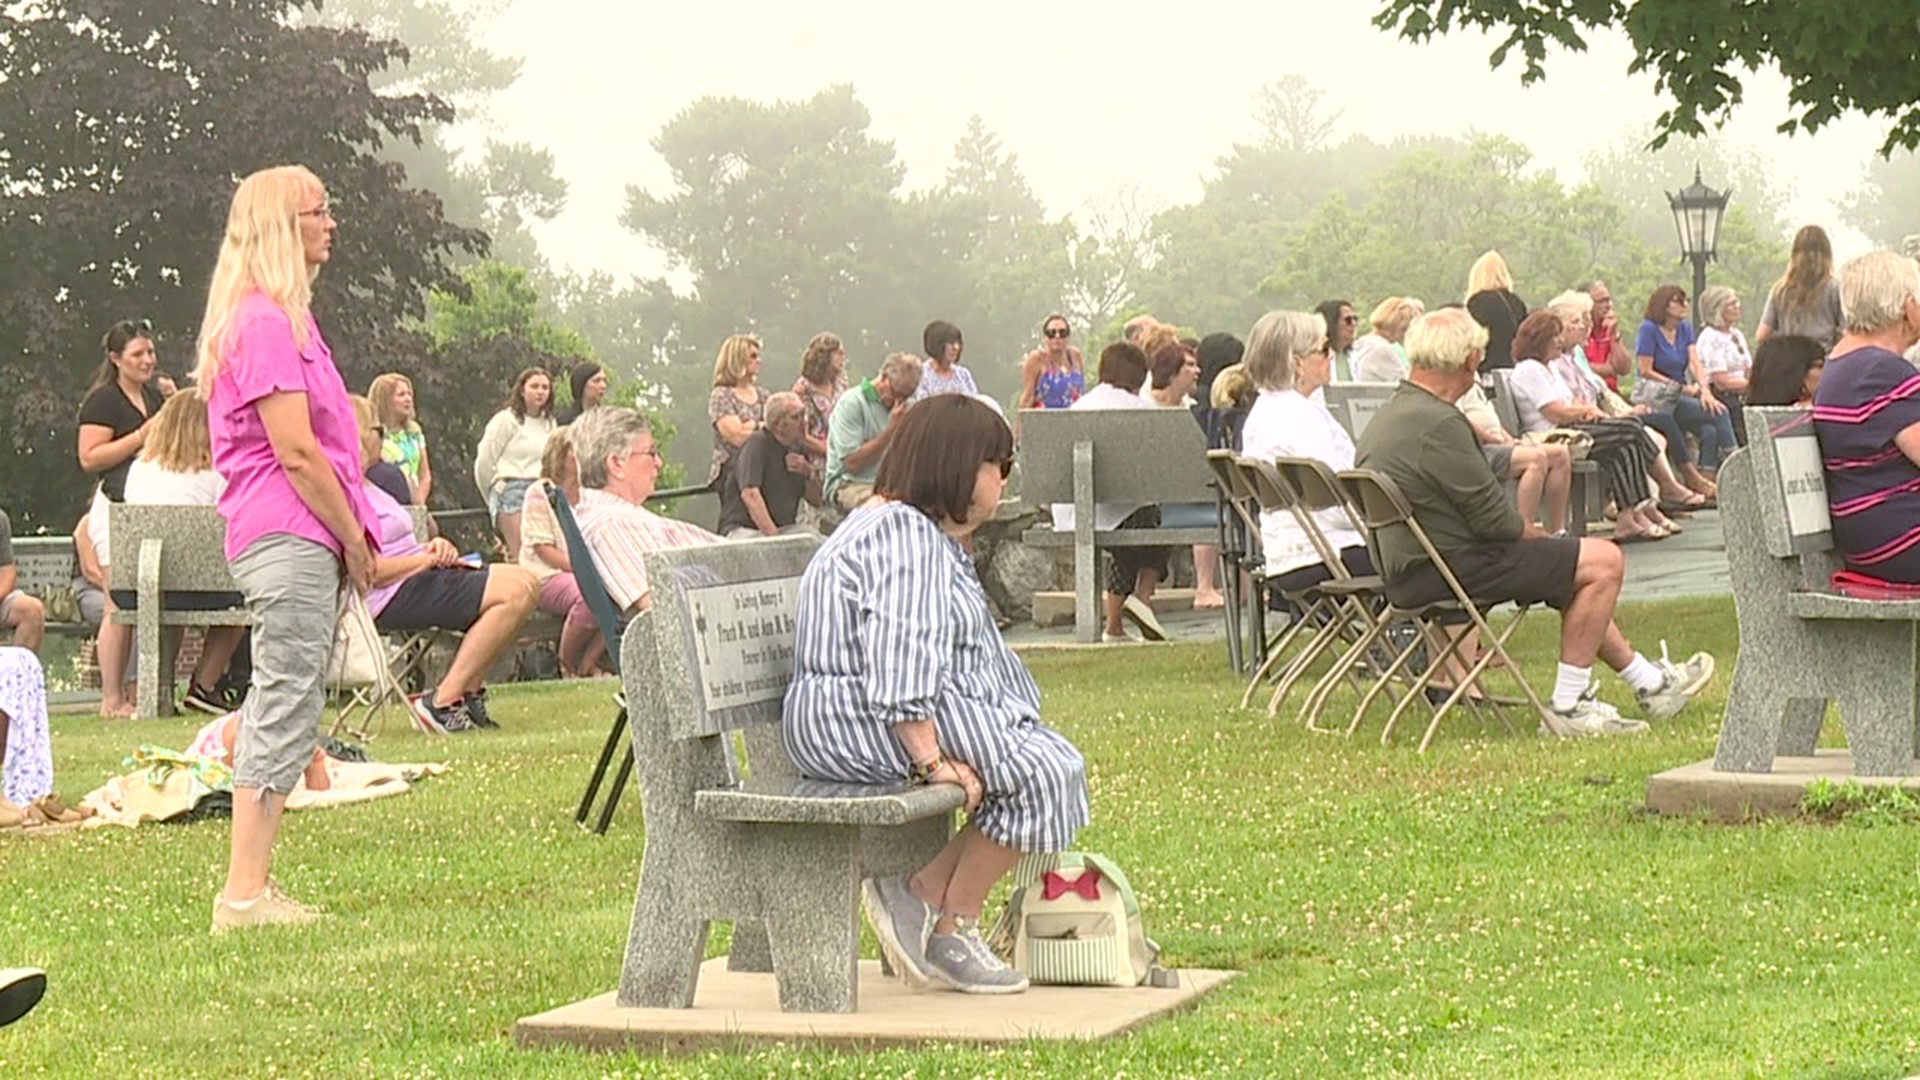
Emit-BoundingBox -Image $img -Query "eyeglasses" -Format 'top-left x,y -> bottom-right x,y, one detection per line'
1044,327 -> 1070,339
298,205 -> 337,222
629,446 -> 662,463
1341,315 -> 1358,325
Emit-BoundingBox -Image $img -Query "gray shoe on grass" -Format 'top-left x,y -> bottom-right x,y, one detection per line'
924,919 -> 1030,995
1638,642 -> 1715,720
861,875 -> 936,987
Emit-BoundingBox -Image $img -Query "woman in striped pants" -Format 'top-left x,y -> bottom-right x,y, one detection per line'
783,395 -> 1089,995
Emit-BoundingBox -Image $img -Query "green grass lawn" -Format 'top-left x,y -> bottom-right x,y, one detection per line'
7,595 -> 1920,1078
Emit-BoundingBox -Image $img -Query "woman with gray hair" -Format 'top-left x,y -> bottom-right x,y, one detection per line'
1696,285 -> 1751,445
1812,251 -> 1920,582
1237,310 -> 1374,591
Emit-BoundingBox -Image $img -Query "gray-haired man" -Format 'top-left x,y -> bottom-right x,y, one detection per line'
824,351 -> 923,512
718,391 -> 822,538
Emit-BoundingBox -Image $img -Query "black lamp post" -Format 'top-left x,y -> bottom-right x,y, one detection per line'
1666,166 -> 1732,326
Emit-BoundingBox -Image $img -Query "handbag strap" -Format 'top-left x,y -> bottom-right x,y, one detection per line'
335,586 -> 401,701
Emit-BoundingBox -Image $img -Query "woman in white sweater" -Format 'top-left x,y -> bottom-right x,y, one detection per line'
473,367 -> 555,561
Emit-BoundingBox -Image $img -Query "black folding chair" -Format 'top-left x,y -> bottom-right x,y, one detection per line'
548,482 -> 634,834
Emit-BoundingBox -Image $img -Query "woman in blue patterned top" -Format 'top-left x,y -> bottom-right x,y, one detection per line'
783,395 -> 1088,995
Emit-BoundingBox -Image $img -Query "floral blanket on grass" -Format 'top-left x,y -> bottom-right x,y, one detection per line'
77,746 -> 448,829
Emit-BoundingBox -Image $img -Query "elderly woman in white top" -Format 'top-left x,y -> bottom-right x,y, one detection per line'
1237,310 -> 1375,593
1507,303 -> 1688,543
1696,285 -> 1752,445
1350,297 -> 1425,383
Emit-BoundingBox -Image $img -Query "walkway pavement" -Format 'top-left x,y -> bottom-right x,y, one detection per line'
1003,509 -> 1730,650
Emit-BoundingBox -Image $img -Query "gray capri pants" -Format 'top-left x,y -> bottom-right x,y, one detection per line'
229,533 -> 341,794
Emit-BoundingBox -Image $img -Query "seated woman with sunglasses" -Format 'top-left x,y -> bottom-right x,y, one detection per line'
351,396 -> 538,735
784,395 -> 1088,995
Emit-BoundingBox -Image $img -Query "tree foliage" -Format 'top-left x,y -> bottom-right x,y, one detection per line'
0,0 -> 483,530
1373,0 -> 1920,155
1840,152 -> 1920,250
618,88 -> 1074,481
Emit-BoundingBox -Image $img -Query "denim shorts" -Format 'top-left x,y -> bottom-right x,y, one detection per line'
489,478 -> 536,517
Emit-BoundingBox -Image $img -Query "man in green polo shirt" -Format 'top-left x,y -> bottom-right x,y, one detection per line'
1354,307 -> 1713,737
825,351 -> 923,511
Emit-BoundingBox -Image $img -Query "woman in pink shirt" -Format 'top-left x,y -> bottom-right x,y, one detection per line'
196,165 -> 379,933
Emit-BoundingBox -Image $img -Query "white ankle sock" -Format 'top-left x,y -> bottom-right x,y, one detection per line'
1620,653 -> 1663,693
1551,663 -> 1592,711
221,894 -> 261,911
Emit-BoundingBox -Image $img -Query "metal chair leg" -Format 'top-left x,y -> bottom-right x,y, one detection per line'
575,703 -> 629,828
594,746 -> 635,835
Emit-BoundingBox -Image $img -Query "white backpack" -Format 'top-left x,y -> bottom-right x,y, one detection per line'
988,852 -> 1177,988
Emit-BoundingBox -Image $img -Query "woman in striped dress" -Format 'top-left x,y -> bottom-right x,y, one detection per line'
783,395 -> 1088,995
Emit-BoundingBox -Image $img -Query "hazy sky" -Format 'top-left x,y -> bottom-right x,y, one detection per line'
466,0 -> 1886,280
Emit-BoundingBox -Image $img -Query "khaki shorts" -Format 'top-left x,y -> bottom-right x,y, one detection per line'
228,535 -> 341,794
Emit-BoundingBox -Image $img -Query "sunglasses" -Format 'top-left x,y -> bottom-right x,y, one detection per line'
1341,314 -> 1359,325
115,319 -> 155,337
996,458 -> 1013,480
1044,327 -> 1071,339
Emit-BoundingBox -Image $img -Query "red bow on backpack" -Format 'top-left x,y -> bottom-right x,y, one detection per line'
1041,866 -> 1102,901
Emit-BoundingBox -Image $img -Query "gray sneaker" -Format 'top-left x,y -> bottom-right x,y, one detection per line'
924,919 -> 1029,995
1637,641 -> 1715,720
1540,695 -> 1649,738
861,876 -> 936,987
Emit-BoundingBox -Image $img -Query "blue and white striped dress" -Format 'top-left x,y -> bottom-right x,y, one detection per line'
782,501 -> 1089,853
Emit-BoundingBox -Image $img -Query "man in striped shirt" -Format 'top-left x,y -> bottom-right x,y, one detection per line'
570,407 -> 720,615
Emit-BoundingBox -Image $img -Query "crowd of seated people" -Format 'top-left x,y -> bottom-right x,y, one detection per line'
34,228 -> 1896,760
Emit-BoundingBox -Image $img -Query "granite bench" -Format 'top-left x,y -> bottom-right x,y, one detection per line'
1017,407 -> 1220,643
12,538 -> 94,640
106,503 -> 253,718
1713,407 -> 1919,777
617,535 -> 961,1013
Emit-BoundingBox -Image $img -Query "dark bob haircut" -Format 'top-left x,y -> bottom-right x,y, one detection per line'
1746,334 -> 1827,407
1098,341 -> 1150,392
874,395 -> 1013,526
1194,332 -> 1245,398
923,319 -> 963,361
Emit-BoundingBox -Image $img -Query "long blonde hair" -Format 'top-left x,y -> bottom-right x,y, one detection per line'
138,386 -> 214,473
192,165 -> 324,386
1466,250 -> 1514,297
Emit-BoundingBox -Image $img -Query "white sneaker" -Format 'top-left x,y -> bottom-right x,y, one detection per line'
1100,628 -> 1140,644
1540,696 -> 1649,737
1637,641 -> 1715,720
1121,595 -> 1168,641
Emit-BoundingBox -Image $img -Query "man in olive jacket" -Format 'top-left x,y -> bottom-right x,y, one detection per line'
1354,308 -> 1713,736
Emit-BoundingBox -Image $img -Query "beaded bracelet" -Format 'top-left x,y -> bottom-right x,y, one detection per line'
907,752 -> 947,785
